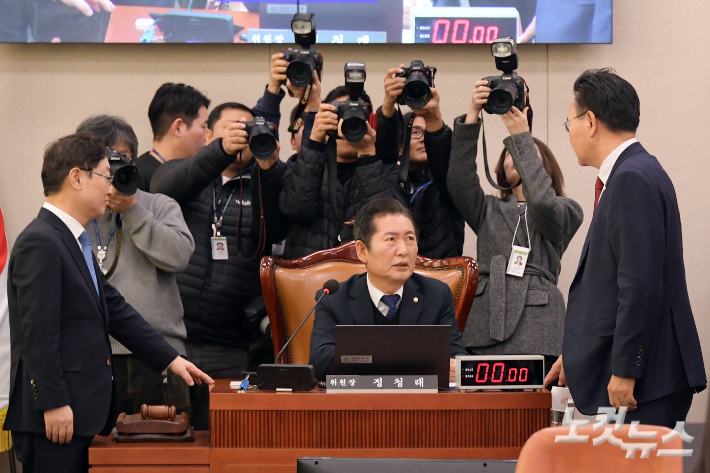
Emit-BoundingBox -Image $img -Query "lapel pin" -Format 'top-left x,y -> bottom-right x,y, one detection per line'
413,297 -> 419,303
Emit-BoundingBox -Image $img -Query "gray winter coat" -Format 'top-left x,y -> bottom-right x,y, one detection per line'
447,117 -> 583,356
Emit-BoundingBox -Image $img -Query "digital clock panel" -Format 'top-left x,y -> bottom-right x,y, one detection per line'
456,355 -> 545,389
414,17 -> 517,44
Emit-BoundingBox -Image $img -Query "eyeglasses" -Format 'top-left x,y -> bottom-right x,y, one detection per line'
411,127 -> 425,139
564,111 -> 587,132
84,170 -> 113,185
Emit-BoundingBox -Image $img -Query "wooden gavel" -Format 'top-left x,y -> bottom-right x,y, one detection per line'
140,404 -> 176,421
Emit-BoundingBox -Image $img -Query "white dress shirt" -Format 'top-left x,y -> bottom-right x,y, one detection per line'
597,138 -> 638,200
42,202 -> 85,250
366,274 -> 404,318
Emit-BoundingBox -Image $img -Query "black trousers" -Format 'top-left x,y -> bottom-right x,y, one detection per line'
12,431 -> 94,473
623,388 -> 695,429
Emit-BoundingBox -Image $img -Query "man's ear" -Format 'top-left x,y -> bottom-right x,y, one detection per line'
205,128 -> 214,142
171,118 -> 186,139
290,136 -> 296,151
355,240 -> 369,265
67,168 -> 83,191
586,111 -> 598,138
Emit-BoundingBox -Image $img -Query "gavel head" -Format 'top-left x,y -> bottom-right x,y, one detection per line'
140,404 -> 177,421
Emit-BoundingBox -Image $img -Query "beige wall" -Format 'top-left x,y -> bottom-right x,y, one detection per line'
1,0 -> 709,421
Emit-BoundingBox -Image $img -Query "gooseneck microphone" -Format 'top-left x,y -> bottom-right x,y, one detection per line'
275,279 -> 340,364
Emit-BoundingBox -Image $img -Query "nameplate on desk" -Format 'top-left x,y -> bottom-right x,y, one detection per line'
326,375 -> 438,393
340,355 -> 372,364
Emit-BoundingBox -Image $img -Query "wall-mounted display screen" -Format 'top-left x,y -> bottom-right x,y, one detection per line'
0,0 -> 612,44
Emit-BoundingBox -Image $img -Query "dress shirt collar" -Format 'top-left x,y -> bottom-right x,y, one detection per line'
43,202 -> 85,249
366,273 -> 404,317
598,138 -> 638,186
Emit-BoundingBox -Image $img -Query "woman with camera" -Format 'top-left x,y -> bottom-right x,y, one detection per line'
446,80 -> 583,377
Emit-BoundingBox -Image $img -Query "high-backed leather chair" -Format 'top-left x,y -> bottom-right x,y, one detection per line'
516,424 -> 683,473
260,241 -> 478,365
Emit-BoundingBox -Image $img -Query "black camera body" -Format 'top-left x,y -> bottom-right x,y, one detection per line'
482,72 -> 527,115
482,37 -> 528,115
327,62 -> 370,143
282,13 -> 322,88
107,148 -> 140,196
243,117 -> 277,160
396,60 -> 436,109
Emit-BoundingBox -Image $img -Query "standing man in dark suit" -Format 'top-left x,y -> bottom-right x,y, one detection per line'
309,198 -> 467,382
5,133 -> 213,473
545,69 -> 706,428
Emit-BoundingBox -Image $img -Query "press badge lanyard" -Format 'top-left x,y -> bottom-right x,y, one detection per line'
211,183 -> 236,260
506,206 -> 531,278
93,218 -> 117,272
152,149 -> 167,163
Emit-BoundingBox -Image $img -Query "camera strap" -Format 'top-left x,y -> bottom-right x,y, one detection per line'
480,114 -> 522,191
235,153 -> 268,261
397,110 -> 416,196
326,138 -> 356,227
287,84 -> 313,134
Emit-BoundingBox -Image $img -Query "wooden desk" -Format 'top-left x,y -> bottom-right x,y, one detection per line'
89,430 -> 210,472
210,380 -> 550,473
105,6 -> 259,43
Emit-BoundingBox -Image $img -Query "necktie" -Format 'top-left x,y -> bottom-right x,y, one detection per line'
380,294 -> 401,320
593,177 -> 604,214
78,232 -> 99,296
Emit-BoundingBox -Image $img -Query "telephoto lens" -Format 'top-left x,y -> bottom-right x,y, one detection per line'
340,106 -> 368,142
286,54 -> 317,87
244,117 -> 278,160
107,149 -> 140,196
485,80 -> 519,115
397,60 -> 436,109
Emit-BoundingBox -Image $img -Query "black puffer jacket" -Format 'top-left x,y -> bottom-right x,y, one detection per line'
279,112 -> 406,259
376,109 -> 465,259
151,139 -> 287,348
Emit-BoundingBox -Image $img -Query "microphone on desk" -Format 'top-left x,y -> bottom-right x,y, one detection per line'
275,279 -> 340,364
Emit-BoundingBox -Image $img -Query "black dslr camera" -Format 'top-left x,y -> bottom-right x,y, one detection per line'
328,62 -> 370,143
482,38 -> 527,115
396,60 -> 437,109
244,117 -> 277,160
107,148 -> 140,196
282,13 -> 323,88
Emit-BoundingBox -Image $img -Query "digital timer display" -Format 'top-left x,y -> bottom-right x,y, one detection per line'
414,17 -> 517,44
456,356 -> 544,389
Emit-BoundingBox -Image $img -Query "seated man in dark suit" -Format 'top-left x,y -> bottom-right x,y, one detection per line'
5,133 -> 214,473
309,197 -> 467,382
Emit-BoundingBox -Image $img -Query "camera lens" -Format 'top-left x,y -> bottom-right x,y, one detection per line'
249,127 -> 277,160
287,56 -> 316,88
340,106 -> 368,142
487,81 -> 518,115
112,165 -> 140,196
402,73 -> 432,109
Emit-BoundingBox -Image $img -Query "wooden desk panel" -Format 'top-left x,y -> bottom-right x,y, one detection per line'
210,380 -> 550,472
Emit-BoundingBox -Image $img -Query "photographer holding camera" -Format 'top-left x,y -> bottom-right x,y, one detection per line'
375,62 -> 465,259
77,115 -> 195,424
446,39 -> 583,375
149,60 -> 289,430
279,63 -> 406,259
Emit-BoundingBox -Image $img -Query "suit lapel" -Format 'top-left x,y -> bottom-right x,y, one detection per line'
40,209 -> 105,314
348,274 -> 375,325
398,277 -> 422,326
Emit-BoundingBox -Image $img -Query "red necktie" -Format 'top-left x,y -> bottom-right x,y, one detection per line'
593,177 -> 604,214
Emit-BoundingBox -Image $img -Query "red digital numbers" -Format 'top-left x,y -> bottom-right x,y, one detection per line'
474,363 -> 530,384
431,19 -> 500,44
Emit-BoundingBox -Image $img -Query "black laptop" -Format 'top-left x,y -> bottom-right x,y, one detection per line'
333,325 -> 451,388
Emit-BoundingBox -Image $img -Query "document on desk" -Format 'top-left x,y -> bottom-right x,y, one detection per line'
326,375 -> 438,393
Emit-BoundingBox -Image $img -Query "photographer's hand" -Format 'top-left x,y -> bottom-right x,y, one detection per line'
341,121 -> 376,157
60,0 -> 114,16
310,104 -> 338,143
255,141 -> 281,171
412,87 -> 443,132
382,65 -> 406,118
108,189 -> 137,214
465,80 -> 491,124
269,52 -> 289,95
501,107 -> 530,135
222,122 -> 249,156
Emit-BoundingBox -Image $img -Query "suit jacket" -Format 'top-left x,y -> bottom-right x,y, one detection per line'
5,208 -> 178,436
309,272 -> 467,380
563,142 -> 706,415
